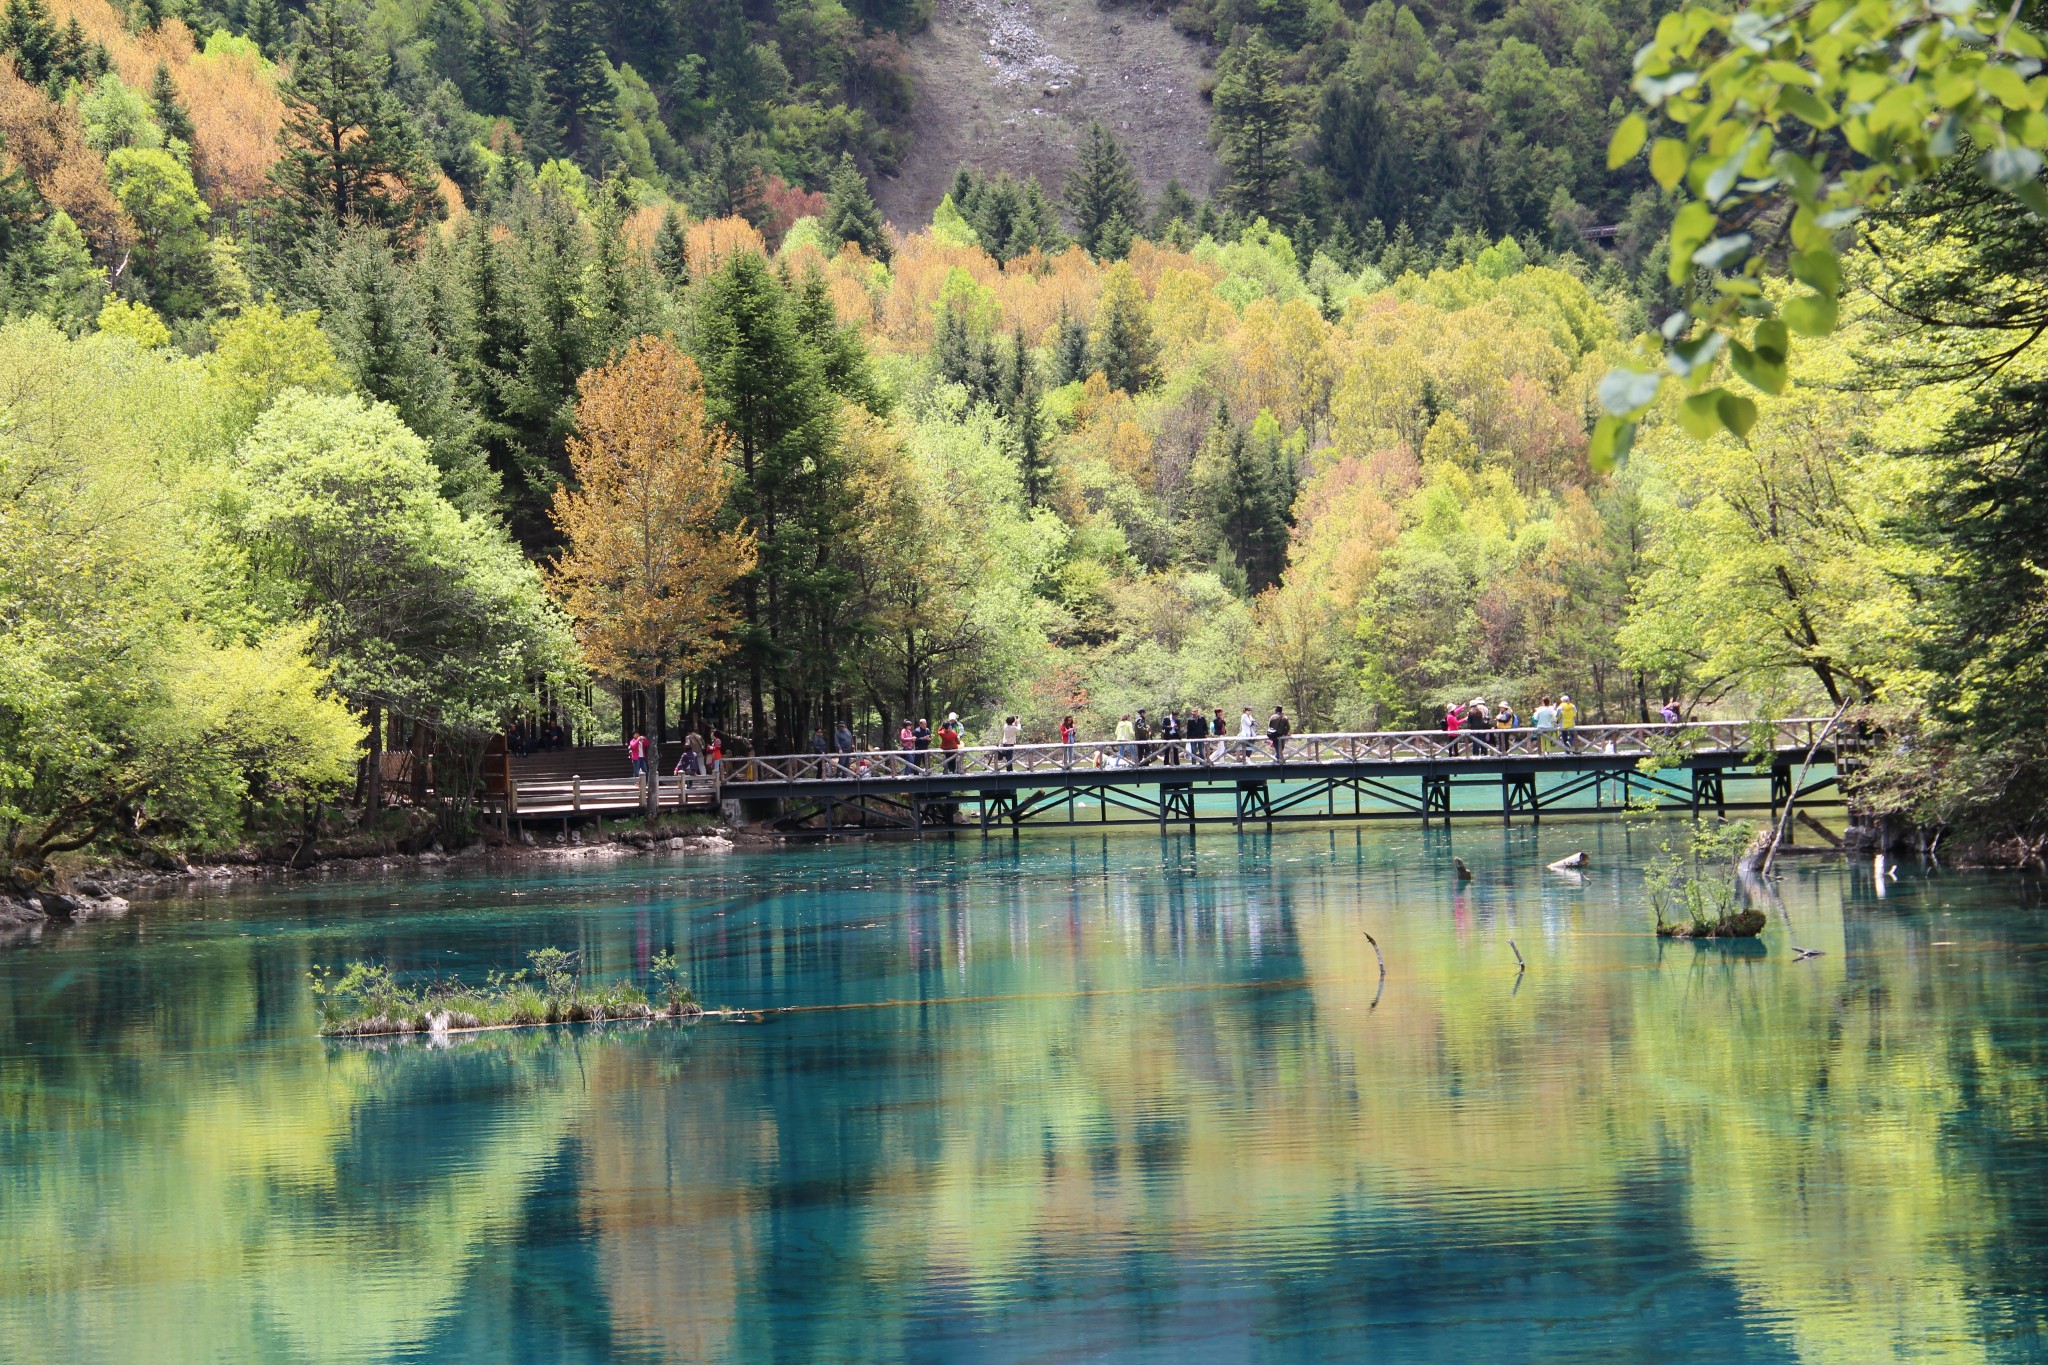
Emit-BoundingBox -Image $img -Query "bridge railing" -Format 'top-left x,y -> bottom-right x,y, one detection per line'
718,719 -> 1833,785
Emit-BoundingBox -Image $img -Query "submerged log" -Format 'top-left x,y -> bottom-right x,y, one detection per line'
1547,851 -> 1587,871
1452,856 -> 1473,882
1796,811 -> 1845,847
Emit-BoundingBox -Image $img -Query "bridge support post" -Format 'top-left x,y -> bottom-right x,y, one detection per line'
978,790 -> 1019,836
1423,774 -> 1451,830
1770,765 -> 1792,820
1692,767 -> 1726,818
1234,781 -> 1270,830
1503,773 -> 1537,826
1161,782 -> 1195,833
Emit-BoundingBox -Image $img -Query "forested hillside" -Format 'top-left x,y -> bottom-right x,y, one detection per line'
3,0 -> 2045,880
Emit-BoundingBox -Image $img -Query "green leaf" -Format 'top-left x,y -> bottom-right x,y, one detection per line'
1608,114 -> 1649,169
1790,248 -> 1841,299
1667,201 -> 1716,283
1717,391 -> 1759,439
1779,87 -> 1837,128
1668,331 -> 1726,378
1728,340 -> 1788,395
1980,64 -> 2034,110
1651,138 -> 1689,190
1983,145 -> 2046,187
1789,204 -> 1830,251
1598,367 -> 1664,415
2013,178 -> 2048,219
1678,389 -> 1730,439
1692,233 -> 1753,270
1589,415 -> 1636,473
1782,292 -> 1838,336
1753,318 -> 1789,366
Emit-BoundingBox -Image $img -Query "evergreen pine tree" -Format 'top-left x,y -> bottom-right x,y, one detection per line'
653,204 -> 689,286
542,0 -> 615,165
243,0 -> 283,54
1018,175 -> 1066,253
147,63 -> 194,147
308,228 -> 493,510
134,0 -> 164,34
4,0 -> 59,85
451,215 -> 529,516
585,172 -> 637,353
1003,327 -> 1051,506
1213,30 -> 1296,221
1092,263 -> 1156,395
505,184 -> 594,491
519,79 -> 562,162
1313,77 -> 1403,232
53,16 -> 97,85
268,0 -> 444,248
1095,209 -> 1133,262
1379,220 -> 1420,277
692,251 -> 852,742
1062,121 -> 1141,258
933,300 -> 1000,404
1149,178 -> 1196,238
793,266 -> 886,412
470,21 -> 513,113
694,114 -> 764,222
1051,303 -> 1090,385
1197,404 -> 1292,593
822,151 -> 887,260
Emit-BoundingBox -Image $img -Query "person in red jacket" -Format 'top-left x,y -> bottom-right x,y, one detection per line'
938,714 -> 963,774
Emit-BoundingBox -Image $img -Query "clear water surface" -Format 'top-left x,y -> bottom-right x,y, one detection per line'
2,822 -> 2045,1363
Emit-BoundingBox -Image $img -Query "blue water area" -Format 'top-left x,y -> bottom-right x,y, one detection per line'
2,821 -> 2045,1363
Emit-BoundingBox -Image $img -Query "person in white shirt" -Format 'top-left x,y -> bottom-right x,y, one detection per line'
998,715 -> 1021,771
1237,706 -> 1257,762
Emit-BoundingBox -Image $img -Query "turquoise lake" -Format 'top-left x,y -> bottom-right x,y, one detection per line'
2,822 -> 2045,1362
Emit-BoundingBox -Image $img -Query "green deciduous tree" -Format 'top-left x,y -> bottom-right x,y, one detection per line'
105,146 -> 215,318
1596,0 -> 2048,462
0,318 -> 358,887
236,389 -> 575,814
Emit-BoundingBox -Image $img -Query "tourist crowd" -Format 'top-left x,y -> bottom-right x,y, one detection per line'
608,697 -> 1693,778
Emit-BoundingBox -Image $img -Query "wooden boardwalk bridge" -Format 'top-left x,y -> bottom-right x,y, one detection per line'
682,718 -> 1846,836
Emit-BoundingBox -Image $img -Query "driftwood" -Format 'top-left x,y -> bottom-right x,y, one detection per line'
1546,851 -> 1587,871
1452,856 -> 1473,882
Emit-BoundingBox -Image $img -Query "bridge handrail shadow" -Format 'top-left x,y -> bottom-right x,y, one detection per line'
719,718 -> 1834,786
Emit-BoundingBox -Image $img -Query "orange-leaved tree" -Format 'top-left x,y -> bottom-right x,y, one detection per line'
548,336 -> 756,809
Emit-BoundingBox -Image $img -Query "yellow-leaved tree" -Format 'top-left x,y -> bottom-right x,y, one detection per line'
547,336 -> 756,807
